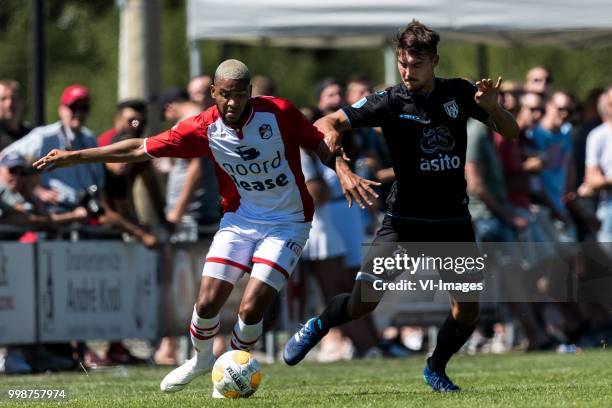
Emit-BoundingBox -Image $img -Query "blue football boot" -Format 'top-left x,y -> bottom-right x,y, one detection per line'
283,317 -> 328,366
423,364 -> 461,392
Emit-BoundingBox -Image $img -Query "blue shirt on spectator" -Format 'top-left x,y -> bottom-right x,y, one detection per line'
527,123 -> 572,214
1,122 -> 105,213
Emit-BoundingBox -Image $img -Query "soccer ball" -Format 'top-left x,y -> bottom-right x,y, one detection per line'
211,350 -> 262,398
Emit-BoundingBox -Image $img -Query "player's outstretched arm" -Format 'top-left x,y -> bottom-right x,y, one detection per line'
475,77 -> 519,140
33,138 -> 148,171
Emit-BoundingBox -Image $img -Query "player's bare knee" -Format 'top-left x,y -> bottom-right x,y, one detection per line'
195,297 -> 221,318
238,301 -> 264,325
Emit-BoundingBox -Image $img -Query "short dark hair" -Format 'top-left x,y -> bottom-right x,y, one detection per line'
315,77 -> 343,102
117,99 -> 147,115
395,20 -> 440,57
159,86 -> 190,119
160,86 -> 190,107
251,75 -> 277,97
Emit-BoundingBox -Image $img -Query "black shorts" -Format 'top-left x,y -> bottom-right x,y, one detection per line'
357,214 -> 483,295
374,214 -> 476,243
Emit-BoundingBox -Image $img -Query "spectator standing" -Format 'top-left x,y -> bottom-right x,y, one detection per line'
161,87 -> 219,228
526,91 -> 576,231
499,80 -> 522,117
1,84 -> 103,218
187,75 -> 213,111
524,66 -> 553,96
0,80 -> 30,151
97,99 -> 166,237
251,75 -> 277,97
573,88 -> 604,189
581,87 -> 612,247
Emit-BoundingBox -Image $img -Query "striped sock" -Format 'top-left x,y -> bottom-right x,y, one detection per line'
189,306 -> 219,363
230,317 -> 262,351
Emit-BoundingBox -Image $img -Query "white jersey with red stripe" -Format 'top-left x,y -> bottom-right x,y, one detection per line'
144,96 -> 323,223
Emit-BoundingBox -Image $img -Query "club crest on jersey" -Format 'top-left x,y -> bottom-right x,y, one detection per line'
443,100 -> 459,118
258,123 -> 273,139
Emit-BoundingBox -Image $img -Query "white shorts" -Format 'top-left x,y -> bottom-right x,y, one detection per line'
302,204 -> 347,261
328,199 -> 365,268
202,212 -> 311,291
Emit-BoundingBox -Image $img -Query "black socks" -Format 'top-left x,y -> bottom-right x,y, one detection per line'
318,293 -> 352,330
428,313 -> 476,373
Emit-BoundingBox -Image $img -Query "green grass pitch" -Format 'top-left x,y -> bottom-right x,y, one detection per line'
2,350 -> 611,407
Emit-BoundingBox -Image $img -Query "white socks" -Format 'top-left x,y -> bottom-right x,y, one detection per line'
189,306 -> 219,364
190,305 -> 262,357
230,317 -> 262,351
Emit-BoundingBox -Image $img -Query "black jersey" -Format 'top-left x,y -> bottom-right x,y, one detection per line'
342,77 -> 490,220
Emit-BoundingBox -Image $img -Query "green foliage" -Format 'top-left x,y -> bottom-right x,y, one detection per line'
0,1 -> 32,107
195,45 -> 385,107
0,0 -> 118,133
44,2 -> 119,133
487,45 -> 612,98
161,0 -> 190,89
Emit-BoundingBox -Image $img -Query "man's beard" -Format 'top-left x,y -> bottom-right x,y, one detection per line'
404,80 -> 423,92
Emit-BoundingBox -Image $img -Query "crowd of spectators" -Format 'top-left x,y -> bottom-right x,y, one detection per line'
464,66 -> 612,352
1,63 -> 611,373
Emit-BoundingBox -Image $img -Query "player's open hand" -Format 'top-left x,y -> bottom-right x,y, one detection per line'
33,149 -> 75,171
475,77 -> 502,113
335,158 -> 380,209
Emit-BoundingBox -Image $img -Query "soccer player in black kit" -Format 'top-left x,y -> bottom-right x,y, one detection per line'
284,20 -> 519,392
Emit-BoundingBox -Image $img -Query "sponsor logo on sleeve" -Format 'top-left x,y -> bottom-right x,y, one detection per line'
399,113 -> 431,124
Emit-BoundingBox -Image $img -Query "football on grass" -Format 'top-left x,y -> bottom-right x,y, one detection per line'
211,350 -> 262,398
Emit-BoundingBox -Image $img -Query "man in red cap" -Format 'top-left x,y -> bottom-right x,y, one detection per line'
2,85 -> 160,248
1,84 -> 100,215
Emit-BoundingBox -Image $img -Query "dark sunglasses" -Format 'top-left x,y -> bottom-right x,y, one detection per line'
69,103 -> 90,112
8,167 -> 26,176
556,106 -> 574,114
532,76 -> 553,85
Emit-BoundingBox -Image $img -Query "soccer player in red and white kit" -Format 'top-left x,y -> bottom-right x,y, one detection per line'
34,59 -> 379,396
